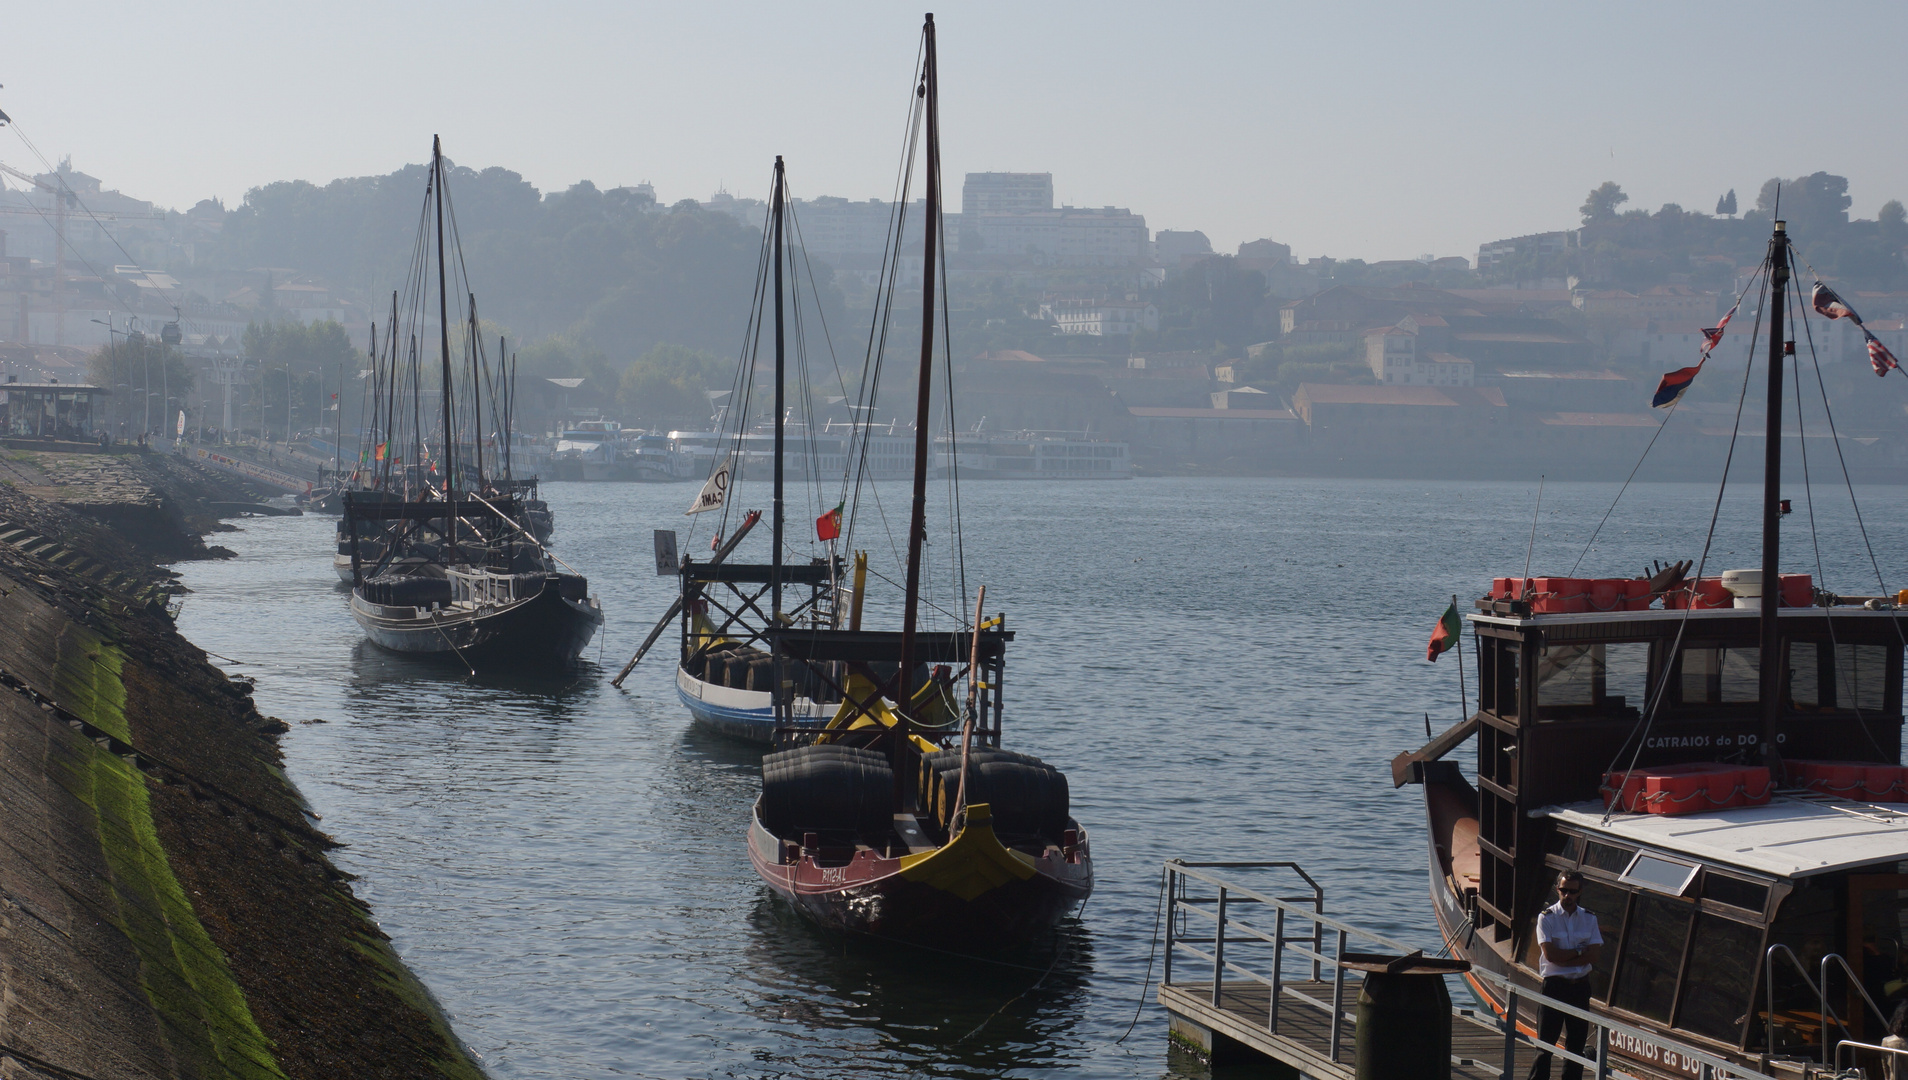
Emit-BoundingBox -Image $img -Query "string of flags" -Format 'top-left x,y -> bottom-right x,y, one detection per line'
1810,282 -> 1901,377
1651,299 -> 1738,409
1650,272 -> 1905,412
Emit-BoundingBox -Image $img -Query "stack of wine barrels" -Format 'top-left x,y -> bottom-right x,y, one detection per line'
694,647 -> 762,688
760,745 -> 894,842
362,573 -> 453,607
917,748 -> 1069,843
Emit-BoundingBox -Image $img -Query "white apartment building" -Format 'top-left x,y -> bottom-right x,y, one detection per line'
1363,325 -> 1474,386
1045,297 -> 1159,336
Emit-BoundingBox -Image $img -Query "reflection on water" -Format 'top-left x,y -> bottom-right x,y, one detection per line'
172,477 -> 1908,1079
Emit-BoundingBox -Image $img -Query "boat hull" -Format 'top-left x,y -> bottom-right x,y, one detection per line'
747,802 -> 1092,948
675,665 -> 835,744
350,576 -> 602,666
1420,765 -> 1762,1080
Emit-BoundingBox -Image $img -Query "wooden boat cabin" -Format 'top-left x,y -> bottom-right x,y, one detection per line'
1400,580 -> 1908,1071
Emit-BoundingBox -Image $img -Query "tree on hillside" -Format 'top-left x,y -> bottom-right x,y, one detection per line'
1716,189 -> 1737,216
1756,177 -> 1783,216
216,160 -> 804,369
86,335 -> 195,433
242,320 -> 363,435
1881,200 -> 1907,248
1580,181 -> 1628,225
617,343 -> 729,429
1137,256 -> 1271,352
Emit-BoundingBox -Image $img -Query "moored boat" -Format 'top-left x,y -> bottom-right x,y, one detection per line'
1395,217 -> 1908,1077
741,16 -> 1092,949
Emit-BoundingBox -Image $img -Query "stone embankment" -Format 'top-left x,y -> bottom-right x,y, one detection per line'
0,450 -> 484,1080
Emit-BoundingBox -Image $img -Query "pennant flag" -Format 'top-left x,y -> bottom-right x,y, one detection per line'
1652,365 -> 1702,409
1812,283 -> 1860,321
686,452 -> 735,516
816,501 -> 844,542
1426,602 -> 1463,662
374,441 -> 387,461
1866,329 -> 1901,377
1698,300 -> 1739,357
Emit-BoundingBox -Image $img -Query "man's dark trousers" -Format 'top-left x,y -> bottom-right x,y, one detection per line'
1526,975 -> 1592,1080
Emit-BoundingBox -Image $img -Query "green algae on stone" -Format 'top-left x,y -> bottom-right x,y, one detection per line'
53,628 -> 288,1080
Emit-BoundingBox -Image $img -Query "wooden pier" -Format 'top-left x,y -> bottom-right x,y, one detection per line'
1156,861 -> 1782,1080
1160,979 -> 1526,1078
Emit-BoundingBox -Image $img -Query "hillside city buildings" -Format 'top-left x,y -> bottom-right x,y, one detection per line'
3,158 -> 1906,480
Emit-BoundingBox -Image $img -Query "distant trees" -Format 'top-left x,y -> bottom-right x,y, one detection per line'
241,320 -> 362,435
1134,256 -> 1274,353
1580,182 -> 1629,225
616,343 -> 729,429
1716,189 -> 1737,216
216,160 -> 840,373
85,334 -> 195,432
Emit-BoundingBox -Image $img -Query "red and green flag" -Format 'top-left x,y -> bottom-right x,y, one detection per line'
1426,602 -> 1462,662
815,501 -> 844,542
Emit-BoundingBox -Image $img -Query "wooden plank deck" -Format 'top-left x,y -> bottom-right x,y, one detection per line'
1161,979 -> 1538,1079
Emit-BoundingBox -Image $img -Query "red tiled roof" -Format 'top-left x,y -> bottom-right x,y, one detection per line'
1294,384 -> 1505,407
1540,412 -> 1660,427
1128,407 -> 1295,420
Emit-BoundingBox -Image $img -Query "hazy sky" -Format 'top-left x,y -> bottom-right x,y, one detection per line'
4,1 -> 1905,263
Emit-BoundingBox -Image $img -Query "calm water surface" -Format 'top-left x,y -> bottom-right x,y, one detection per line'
172,477 -> 1908,1079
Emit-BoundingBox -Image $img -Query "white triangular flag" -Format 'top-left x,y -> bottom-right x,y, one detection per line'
685,453 -> 735,516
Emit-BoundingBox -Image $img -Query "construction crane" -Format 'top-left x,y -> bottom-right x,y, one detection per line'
0,157 -> 73,345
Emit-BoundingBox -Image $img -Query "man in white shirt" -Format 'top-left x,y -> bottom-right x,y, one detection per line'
1528,870 -> 1602,1080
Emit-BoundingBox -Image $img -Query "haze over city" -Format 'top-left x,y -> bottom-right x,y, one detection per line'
5,0 -> 1907,260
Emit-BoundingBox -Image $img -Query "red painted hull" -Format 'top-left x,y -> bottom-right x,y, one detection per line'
747,802 -> 1093,949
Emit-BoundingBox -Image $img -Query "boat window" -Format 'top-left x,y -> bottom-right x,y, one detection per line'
1535,642 -> 1649,714
1759,880 -> 1839,1052
1701,872 -> 1770,914
1545,830 -> 1583,862
1495,642 -> 1520,718
1678,645 -> 1760,705
1675,913 -> 1763,1044
1621,853 -> 1699,896
1837,644 -> 1890,713
1584,841 -> 1634,876
1790,642 -> 1890,712
1538,644 -> 1597,706
1611,892 -> 1693,1022
1605,643 -> 1648,710
1579,878 -> 1626,1001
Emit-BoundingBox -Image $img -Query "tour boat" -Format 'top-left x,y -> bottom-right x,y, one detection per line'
1396,218 -> 1908,1077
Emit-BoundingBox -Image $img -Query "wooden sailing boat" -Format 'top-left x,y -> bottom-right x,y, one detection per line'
740,15 -> 1093,947
1394,217 -> 1908,1077
343,137 -> 601,668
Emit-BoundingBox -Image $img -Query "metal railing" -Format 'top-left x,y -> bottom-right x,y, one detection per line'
1763,944 -> 1894,1068
1836,1038 -> 1908,1077
1162,860 -> 1780,1080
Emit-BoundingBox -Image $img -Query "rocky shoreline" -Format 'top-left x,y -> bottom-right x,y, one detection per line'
0,449 -> 485,1080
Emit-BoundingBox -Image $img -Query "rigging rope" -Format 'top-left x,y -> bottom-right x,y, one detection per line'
1601,254 -> 1775,821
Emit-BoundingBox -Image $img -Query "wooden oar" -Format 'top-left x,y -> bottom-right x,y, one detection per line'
610,510 -> 760,687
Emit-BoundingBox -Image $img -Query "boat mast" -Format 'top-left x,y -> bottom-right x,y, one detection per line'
469,293 -> 485,491
896,12 -> 939,728
1759,220 -> 1789,756
433,135 -> 457,550
771,155 -> 787,721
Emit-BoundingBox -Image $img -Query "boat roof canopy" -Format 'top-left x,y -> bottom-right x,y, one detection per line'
1471,608 -> 1908,630
1545,797 -> 1908,879
768,627 -> 1012,664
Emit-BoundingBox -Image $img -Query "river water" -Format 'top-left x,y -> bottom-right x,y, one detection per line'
171,476 -> 1908,1079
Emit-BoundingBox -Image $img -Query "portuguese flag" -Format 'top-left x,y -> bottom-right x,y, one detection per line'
1426,602 -> 1462,662
815,501 -> 844,542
